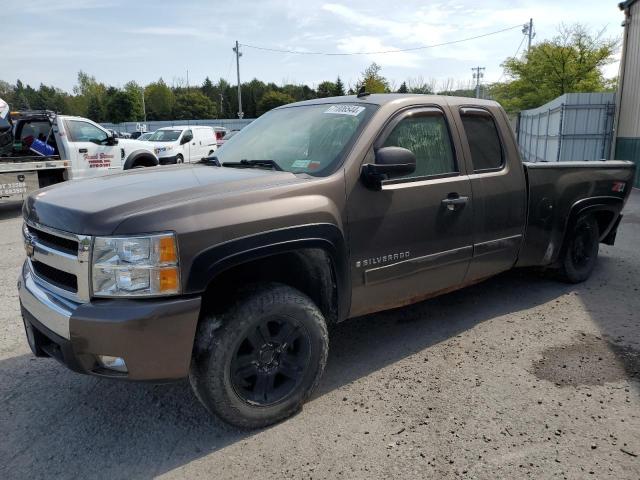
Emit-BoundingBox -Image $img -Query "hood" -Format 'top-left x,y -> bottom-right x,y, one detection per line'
118,138 -> 155,153
24,164 -> 306,235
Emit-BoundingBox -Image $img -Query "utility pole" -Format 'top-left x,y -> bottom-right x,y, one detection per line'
472,66 -> 485,99
233,40 -> 244,119
522,18 -> 535,53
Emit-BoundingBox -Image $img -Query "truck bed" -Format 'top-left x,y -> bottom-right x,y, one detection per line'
517,160 -> 636,268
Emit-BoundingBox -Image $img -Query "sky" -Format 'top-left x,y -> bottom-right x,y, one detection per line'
1,0 -> 625,93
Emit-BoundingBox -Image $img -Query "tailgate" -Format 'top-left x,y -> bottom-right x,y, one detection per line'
0,171 -> 39,202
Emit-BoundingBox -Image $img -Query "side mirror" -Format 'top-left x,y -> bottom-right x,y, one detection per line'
106,132 -> 118,146
181,134 -> 193,145
361,146 -> 416,190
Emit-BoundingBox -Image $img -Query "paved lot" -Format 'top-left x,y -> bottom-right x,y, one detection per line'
1,191 -> 639,480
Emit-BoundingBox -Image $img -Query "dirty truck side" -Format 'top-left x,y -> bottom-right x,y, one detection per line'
18,94 -> 635,428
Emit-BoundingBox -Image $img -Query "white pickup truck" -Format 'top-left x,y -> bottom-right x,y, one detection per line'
0,108 -> 158,204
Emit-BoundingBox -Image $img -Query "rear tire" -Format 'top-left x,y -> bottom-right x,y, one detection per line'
189,283 -> 329,429
558,214 -> 599,283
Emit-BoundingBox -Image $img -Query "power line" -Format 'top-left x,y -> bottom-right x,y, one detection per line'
239,24 -> 524,56
496,23 -> 529,83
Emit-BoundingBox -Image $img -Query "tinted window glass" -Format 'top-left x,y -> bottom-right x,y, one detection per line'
66,120 -> 108,144
382,112 -> 456,179
460,111 -> 503,171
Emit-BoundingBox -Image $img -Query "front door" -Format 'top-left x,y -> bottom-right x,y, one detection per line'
63,119 -> 122,178
347,107 -> 474,317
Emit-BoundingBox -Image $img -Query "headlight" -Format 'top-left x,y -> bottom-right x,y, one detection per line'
92,233 -> 180,297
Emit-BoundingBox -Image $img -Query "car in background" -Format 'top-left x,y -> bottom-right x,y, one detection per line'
138,132 -> 154,141
129,131 -> 143,139
147,126 -> 218,164
216,129 -> 239,148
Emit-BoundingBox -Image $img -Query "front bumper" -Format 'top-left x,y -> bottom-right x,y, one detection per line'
18,262 -> 201,381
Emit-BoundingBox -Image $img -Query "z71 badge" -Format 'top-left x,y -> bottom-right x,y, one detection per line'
356,251 -> 410,268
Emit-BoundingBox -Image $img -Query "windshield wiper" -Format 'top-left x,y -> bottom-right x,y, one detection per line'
222,159 -> 283,171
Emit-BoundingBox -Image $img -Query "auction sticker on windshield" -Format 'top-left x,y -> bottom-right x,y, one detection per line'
324,105 -> 365,116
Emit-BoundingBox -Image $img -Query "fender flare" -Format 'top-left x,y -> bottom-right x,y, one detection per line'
185,223 -> 351,322
123,149 -> 159,170
557,196 -> 624,259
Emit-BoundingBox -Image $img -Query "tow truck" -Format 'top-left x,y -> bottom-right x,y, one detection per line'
0,103 -> 158,204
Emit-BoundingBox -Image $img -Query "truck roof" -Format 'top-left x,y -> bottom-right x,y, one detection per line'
282,93 -> 500,109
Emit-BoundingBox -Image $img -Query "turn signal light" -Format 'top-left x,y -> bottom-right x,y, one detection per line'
159,236 -> 178,263
159,267 -> 179,293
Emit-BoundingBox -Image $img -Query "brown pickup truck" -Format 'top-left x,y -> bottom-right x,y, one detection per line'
18,94 -> 635,428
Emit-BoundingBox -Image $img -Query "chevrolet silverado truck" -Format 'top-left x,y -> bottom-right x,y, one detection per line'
1,108 -> 158,203
17,94 -> 635,428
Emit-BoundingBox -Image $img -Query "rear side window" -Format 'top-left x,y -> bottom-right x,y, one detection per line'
382,112 -> 456,179
460,110 -> 503,171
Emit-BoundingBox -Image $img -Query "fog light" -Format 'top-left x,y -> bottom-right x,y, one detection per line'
97,355 -> 128,373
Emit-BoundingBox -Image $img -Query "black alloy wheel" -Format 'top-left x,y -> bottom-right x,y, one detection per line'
230,316 -> 311,406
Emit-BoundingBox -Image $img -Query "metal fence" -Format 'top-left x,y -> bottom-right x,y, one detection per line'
517,92 -> 615,162
101,118 -> 255,133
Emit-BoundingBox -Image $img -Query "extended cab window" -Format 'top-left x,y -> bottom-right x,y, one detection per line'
382,112 -> 456,179
460,110 -> 504,171
66,120 -> 108,144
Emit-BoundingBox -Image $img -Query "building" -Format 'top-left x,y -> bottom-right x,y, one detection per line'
614,0 -> 640,187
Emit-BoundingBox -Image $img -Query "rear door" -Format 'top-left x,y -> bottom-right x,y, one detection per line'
347,106 -> 474,317
454,106 -> 527,281
63,119 -> 122,178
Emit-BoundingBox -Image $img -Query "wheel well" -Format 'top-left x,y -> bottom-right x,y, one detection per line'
123,153 -> 158,170
200,248 -> 338,325
558,207 -> 618,262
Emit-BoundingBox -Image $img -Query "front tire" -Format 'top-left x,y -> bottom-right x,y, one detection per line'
190,283 -> 329,429
176,154 -> 184,164
558,214 -> 599,283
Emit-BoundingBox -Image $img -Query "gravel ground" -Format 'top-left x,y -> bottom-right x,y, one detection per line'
1,191 -> 639,480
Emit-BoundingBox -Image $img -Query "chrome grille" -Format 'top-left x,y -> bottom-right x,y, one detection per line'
23,221 -> 91,303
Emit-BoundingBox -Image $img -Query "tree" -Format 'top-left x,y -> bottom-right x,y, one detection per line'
144,79 -> 175,120
490,24 -> 617,112
257,91 -> 295,115
397,81 -> 408,93
334,77 -> 345,96
123,81 -> 145,121
86,94 -> 106,122
106,88 -> 136,123
317,81 -> 337,98
173,90 -> 216,119
357,63 -> 390,94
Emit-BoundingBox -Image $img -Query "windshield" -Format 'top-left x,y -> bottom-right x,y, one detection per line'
148,130 -> 182,142
216,103 -> 377,176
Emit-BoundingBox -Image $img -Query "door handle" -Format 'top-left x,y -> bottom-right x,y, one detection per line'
79,148 -> 88,153
192,142 -> 196,145
441,195 -> 469,211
